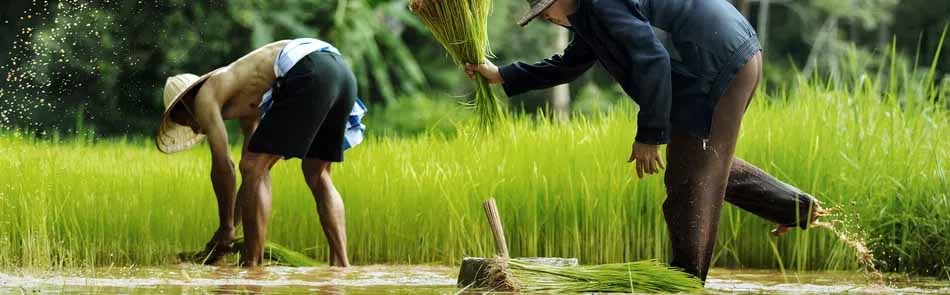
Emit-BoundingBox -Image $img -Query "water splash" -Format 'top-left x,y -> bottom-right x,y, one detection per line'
1,0 -> 116,134
812,206 -> 885,285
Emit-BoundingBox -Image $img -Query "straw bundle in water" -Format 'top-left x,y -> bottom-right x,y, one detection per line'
409,0 -> 506,126
487,258 -> 703,293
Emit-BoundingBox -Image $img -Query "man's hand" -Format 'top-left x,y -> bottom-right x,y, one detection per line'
464,60 -> 504,84
628,142 -> 665,179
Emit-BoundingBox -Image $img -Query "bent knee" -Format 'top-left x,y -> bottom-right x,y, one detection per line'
301,160 -> 331,176
239,155 -> 274,176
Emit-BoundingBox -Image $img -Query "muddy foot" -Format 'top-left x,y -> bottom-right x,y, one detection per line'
180,240 -> 237,265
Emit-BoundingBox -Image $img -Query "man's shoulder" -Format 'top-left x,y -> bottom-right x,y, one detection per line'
199,68 -> 234,95
586,0 -> 634,17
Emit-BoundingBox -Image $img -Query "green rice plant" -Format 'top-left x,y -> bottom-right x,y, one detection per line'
179,239 -> 321,267
0,49 -> 947,277
488,258 -> 702,293
257,240 -> 322,267
409,0 -> 506,126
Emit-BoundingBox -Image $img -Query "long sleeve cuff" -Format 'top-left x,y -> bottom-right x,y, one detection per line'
499,64 -> 529,97
635,126 -> 670,145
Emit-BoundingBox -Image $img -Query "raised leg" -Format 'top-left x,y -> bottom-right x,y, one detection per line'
725,158 -> 823,234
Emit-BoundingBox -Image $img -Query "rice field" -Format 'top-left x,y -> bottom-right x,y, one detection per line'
1,72 -> 946,280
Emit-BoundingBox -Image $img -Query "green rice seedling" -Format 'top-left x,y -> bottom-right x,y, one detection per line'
256,240 -> 322,267
487,258 -> 702,293
409,0 -> 506,126
179,238 -> 321,267
0,48 -> 947,276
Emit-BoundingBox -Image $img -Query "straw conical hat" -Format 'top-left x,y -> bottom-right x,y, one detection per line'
517,0 -> 556,27
155,73 -> 211,154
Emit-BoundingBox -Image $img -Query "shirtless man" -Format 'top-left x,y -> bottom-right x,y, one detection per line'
157,38 -> 365,267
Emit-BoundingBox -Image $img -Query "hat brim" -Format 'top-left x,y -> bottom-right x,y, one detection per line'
155,73 -> 212,154
517,0 -> 557,27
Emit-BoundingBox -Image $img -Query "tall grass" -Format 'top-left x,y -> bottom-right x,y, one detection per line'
3,27 -> 949,275
1,70 -> 946,277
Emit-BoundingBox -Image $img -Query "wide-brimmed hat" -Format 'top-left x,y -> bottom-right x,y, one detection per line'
155,73 -> 211,154
517,0 -> 557,27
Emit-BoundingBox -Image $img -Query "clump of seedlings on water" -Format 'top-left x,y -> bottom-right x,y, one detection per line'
182,238 -> 321,267
486,258 -> 703,293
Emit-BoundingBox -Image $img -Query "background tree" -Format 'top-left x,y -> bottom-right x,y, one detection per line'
1,0 -> 947,136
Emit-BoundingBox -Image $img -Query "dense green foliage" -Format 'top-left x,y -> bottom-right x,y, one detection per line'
1,74 -> 946,277
1,0 -> 947,136
1,0 -> 947,283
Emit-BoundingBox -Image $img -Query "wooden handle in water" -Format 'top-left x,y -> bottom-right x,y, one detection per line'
483,198 -> 510,258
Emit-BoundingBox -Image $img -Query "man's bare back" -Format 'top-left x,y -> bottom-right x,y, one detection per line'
205,40 -> 290,123
169,41 -> 290,134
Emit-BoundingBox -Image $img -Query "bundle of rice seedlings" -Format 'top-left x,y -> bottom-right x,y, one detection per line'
182,238 -> 320,267
409,0 -> 506,127
487,258 -> 702,293
255,240 -> 321,267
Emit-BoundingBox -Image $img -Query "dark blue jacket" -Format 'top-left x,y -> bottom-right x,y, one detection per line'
499,0 -> 760,144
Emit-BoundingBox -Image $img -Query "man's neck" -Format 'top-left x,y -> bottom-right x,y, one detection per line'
563,0 -> 579,15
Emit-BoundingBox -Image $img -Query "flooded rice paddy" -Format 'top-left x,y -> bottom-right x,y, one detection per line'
1,265 -> 947,294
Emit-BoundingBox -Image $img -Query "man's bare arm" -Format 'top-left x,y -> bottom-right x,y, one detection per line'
193,76 -> 240,240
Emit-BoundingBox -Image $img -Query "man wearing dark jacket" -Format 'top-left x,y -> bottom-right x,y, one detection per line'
465,0 -> 826,282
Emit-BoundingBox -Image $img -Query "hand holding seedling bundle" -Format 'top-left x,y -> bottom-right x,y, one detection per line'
464,61 -> 502,84
409,0 -> 507,127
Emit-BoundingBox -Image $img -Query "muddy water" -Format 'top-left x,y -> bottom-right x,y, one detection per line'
1,265 -> 947,294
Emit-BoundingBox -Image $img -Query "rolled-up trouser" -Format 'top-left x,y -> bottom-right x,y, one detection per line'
662,52 -> 817,282
726,158 -> 818,229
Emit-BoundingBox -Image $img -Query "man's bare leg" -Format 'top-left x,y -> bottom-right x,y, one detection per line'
302,159 -> 350,267
238,151 -> 281,267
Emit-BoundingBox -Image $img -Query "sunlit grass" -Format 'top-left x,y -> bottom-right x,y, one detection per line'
1,71 -> 946,277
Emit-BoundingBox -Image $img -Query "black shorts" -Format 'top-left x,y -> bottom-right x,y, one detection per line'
247,52 -> 357,162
